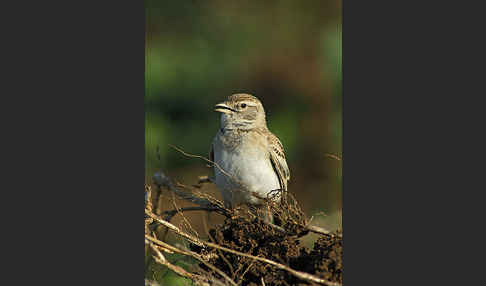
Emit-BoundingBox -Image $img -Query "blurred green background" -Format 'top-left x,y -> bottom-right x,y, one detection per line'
145,0 -> 341,230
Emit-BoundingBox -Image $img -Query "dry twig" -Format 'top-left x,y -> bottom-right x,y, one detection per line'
146,234 -> 237,286
146,150 -> 342,286
147,210 -> 341,286
153,170 -> 335,238
148,243 -> 194,280
163,206 -> 219,221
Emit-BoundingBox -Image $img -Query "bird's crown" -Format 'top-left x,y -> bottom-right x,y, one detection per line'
227,93 -> 261,104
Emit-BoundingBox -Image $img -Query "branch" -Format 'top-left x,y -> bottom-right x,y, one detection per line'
147,211 -> 341,286
307,224 -> 332,236
162,206 -> 220,221
153,170 -> 336,238
146,234 -> 237,286
148,242 -> 195,280
153,171 -> 226,213
146,209 -> 205,247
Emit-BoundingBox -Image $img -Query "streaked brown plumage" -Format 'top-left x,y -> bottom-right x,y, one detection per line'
209,93 -> 290,214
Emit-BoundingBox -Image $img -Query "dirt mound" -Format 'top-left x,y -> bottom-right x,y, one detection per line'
191,216 -> 342,285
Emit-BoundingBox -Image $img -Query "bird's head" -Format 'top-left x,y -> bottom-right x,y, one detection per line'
214,93 -> 267,130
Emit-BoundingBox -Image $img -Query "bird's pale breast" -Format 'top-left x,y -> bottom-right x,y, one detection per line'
213,130 -> 281,207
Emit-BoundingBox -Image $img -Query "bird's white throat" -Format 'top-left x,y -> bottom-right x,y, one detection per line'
220,113 -> 260,130
220,113 -> 232,129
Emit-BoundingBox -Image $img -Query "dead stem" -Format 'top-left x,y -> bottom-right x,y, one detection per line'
146,153 -> 342,286
146,234 -> 237,286
146,210 -> 341,286
153,170 -> 335,237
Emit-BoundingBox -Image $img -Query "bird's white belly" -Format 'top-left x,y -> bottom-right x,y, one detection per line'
214,147 -> 280,206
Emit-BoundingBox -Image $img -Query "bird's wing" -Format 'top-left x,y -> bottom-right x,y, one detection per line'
267,132 -> 290,192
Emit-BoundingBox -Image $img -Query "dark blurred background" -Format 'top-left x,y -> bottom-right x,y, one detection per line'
146,0 -> 341,231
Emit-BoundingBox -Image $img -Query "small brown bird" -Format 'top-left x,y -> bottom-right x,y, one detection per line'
209,93 -> 290,220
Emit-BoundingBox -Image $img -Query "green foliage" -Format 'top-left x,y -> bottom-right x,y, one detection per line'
145,0 -> 342,217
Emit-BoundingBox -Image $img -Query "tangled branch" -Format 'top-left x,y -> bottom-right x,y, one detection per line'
152,170 -> 336,238
146,176 -> 342,286
146,207 -> 341,286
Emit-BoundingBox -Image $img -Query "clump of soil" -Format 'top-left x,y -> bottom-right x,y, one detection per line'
191,215 -> 342,286
293,232 -> 343,284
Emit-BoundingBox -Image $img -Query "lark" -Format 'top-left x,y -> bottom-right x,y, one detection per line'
209,93 -> 290,219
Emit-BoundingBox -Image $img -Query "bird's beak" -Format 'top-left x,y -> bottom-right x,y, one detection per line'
214,102 -> 236,114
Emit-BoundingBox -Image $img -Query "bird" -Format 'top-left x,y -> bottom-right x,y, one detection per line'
209,93 -> 290,221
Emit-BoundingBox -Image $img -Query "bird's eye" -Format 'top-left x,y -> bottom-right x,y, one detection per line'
240,103 -> 247,108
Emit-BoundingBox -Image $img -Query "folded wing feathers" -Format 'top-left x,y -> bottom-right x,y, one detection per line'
268,133 -> 290,192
